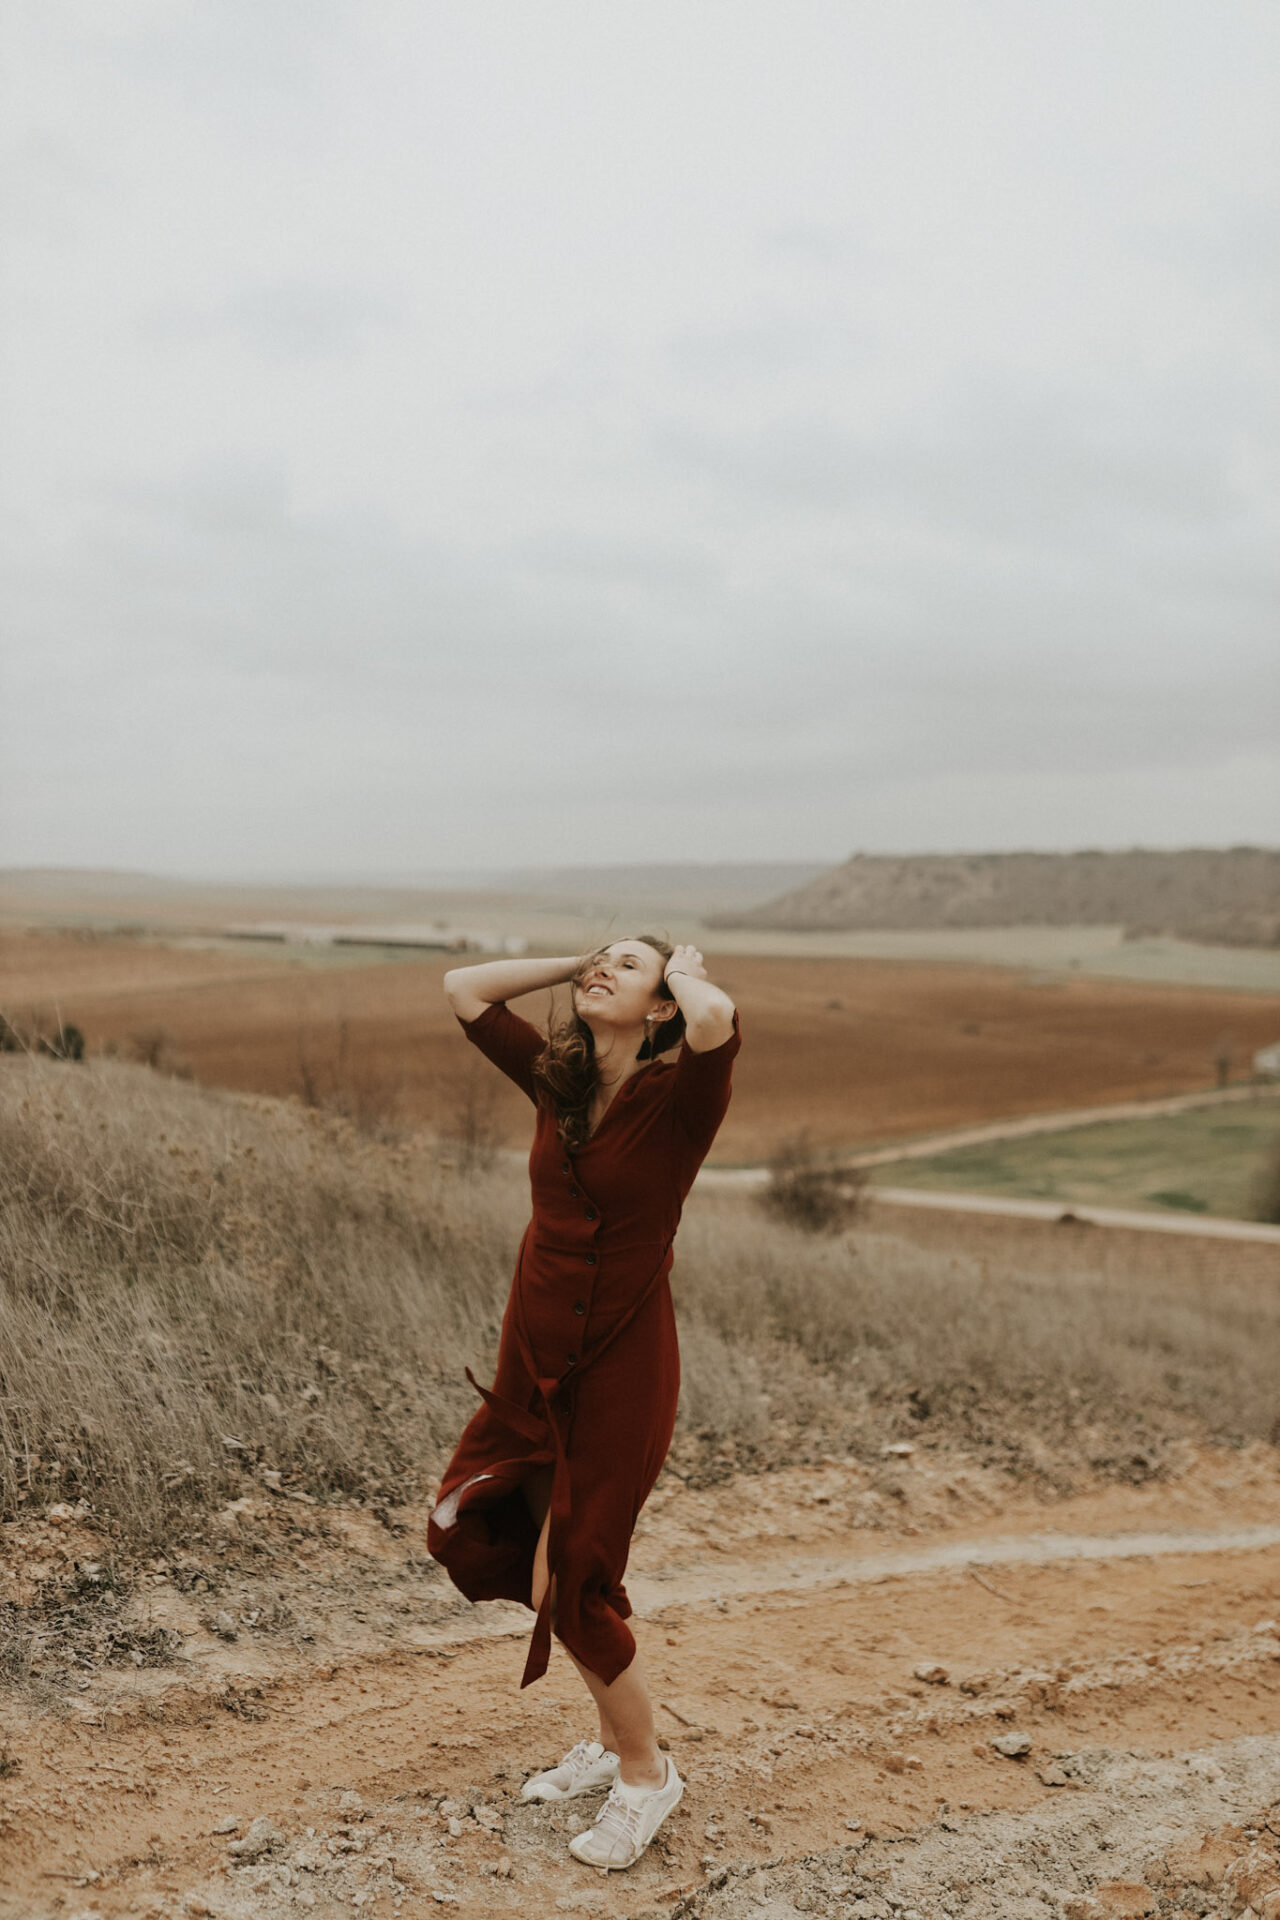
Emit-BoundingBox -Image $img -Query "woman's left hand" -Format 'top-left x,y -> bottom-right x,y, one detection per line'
664,944 -> 708,985
662,946 -> 735,1049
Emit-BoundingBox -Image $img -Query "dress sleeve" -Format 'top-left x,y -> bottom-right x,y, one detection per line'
457,1001 -> 544,1105
670,1009 -> 741,1154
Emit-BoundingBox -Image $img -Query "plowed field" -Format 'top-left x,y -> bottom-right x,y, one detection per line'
5,930 -> 1279,1159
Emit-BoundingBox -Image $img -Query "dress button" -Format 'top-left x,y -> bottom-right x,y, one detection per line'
561,1161 -> 571,1175
585,1250 -> 597,1265
584,1205 -> 598,1220
565,1351 -> 578,1366
573,1300 -> 586,1315
569,1185 -> 579,1198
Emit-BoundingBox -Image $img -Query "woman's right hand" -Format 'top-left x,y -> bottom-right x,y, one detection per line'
444,953 -> 588,1021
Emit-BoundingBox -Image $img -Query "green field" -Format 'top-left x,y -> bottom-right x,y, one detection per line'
870,1095 -> 1280,1221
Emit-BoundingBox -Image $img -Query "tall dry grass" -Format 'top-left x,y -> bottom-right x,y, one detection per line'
3,1054 -> 1277,1554
673,1196 -> 1280,1482
1,1055 -> 524,1548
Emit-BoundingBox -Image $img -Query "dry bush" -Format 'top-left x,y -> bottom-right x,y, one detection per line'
1252,1133 -> 1280,1224
434,1063 -> 506,1175
294,1018 -> 406,1135
0,1010 -> 86,1062
758,1130 -> 866,1233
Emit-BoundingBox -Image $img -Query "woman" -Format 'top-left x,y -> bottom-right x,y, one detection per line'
427,936 -> 739,1872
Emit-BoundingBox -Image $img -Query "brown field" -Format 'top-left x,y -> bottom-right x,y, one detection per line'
4,927 -> 1280,1158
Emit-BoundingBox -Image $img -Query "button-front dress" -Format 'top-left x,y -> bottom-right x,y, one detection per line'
427,999 -> 741,1687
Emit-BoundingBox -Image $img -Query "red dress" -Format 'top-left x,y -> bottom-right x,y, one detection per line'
427,1000 -> 741,1687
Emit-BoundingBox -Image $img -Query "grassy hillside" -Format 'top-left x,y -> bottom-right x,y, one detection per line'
714,847 -> 1280,946
3,1056 -> 1279,1561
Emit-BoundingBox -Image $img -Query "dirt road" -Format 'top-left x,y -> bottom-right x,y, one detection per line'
4,1450 -> 1280,1920
865,1187 -> 1280,1244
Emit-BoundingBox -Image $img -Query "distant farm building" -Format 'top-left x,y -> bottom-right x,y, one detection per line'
223,922 -> 527,955
1255,1042 -> 1280,1078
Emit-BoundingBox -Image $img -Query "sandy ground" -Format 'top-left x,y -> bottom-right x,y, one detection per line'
4,1446 -> 1280,1920
5,930 -> 1280,1159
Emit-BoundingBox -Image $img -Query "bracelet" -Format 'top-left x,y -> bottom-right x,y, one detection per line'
664,971 -> 688,983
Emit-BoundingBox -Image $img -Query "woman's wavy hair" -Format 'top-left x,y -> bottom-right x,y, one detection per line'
532,934 -> 685,1152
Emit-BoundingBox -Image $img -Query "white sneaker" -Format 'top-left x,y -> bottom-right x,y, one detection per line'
520,1739 -> 620,1803
568,1753 -> 684,1870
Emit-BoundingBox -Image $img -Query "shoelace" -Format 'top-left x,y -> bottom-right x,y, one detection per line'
559,1741 -> 600,1781
588,1785 -> 643,1856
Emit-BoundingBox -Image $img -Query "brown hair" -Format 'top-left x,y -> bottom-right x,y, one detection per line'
532,934 -> 685,1152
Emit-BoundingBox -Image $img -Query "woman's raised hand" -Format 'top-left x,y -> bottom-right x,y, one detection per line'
664,944 -> 708,984
444,951 -> 592,1022
661,946 -> 734,1050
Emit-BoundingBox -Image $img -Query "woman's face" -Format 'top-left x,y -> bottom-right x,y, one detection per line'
572,941 -> 671,1031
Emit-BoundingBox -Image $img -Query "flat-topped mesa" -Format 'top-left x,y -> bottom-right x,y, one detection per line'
706,847 -> 1280,947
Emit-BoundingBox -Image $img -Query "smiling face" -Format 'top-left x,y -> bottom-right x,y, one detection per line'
571,940 -> 673,1034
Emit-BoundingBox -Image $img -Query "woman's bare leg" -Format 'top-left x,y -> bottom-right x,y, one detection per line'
565,1648 -> 665,1790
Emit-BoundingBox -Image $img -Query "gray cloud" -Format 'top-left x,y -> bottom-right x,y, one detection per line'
2,2 -> 1277,873
144,279 -> 406,361
657,368 -> 1266,547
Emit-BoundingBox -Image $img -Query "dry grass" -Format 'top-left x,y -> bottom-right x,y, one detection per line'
0,1054 -> 524,1550
758,1131 -> 867,1233
3,1054 -> 1278,1562
674,1196 -> 1280,1484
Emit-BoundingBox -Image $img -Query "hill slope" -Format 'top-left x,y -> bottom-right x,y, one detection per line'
710,847 -> 1280,945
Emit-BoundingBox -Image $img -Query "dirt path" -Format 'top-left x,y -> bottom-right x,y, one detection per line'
696,1166 -> 1280,1245
3,1455 -> 1280,1920
863,1187 -> 1280,1244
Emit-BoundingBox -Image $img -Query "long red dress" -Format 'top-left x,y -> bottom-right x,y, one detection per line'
427,999 -> 741,1687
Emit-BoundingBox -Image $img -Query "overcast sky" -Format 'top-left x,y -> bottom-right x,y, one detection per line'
3,1 -> 1277,876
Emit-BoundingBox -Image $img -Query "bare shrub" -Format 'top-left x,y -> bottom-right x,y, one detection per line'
435,1063 -> 506,1175
295,1023 -> 323,1108
0,1011 -> 85,1062
128,1026 -> 173,1070
38,1022 -> 85,1062
1252,1133 -> 1280,1224
758,1131 -> 865,1233
294,1017 -> 406,1136
122,1027 -> 193,1078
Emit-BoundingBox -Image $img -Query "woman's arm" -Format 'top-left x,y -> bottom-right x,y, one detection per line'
443,953 -> 584,1023
662,944 -> 736,1052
